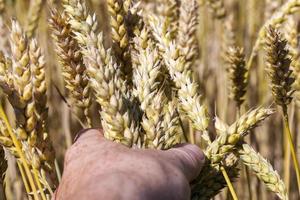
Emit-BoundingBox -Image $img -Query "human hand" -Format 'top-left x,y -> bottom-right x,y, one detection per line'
54,129 -> 205,200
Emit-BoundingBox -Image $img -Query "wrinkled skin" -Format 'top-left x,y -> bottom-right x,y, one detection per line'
54,129 -> 205,200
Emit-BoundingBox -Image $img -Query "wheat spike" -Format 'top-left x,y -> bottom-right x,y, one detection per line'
247,0 -> 300,70
206,107 -> 274,165
177,0 -> 199,70
161,100 -> 182,149
82,32 -> 140,147
239,143 -> 288,200
164,0 -> 180,40
264,26 -> 295,108
63,0 -> 98,46
207,0 -> 226,19
26,0 -> 45,38
225,46 -> 248,108
107,0 -> 132,80
149,15 -> 209,132
49,9 -> 91,127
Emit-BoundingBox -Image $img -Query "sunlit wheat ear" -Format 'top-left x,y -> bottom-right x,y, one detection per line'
264,26 -> 295,109
49,9 -> 91,127
63,0 -> 98,46
26,0 -> 44,38
82,32 -> 140,147
239,144 -> 288,200
206,0 -> 227,19
29,39 -> 56,173
161,100 -> 182,149
148,15 -> 209,133
225,46 -> 248,108
177,0 -> 199,70
107,0 -> 133,81
163,0 -> 180,40
206,107 -> 274,165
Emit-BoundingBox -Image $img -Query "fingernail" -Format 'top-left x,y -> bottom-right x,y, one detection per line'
73,128 -> 93,143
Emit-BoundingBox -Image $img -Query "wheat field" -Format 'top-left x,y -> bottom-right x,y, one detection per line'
0,0 -> 299,199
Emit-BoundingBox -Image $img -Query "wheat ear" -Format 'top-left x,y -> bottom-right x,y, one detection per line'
206,0 -> 226,19
82,32 -> 140,147
26,0 -> 45,38
49,9 -> 91,127
265,25 -> 300,194
149,15 -> 209,133
177,0 -> 199,70
225,47 -> 248,109
247,0 -> 300,70
238,143 -> 288,200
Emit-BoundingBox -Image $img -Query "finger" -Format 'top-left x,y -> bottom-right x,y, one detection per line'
164,144 -> 205,181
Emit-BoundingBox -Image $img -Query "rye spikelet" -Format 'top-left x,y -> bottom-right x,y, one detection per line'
238,143 -> 288,200
225,47 -> 248,108
264,26 -> 295,109
177,0 -> 199,70
49,10 -> 91,127
149,15 -> 209,132
26,0 -> 45,38
206,0 -> 227,19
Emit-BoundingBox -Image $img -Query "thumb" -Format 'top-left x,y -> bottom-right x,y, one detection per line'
164,144 -> 205,181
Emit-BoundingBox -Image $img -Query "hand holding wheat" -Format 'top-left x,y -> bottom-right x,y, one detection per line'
54,129 -> 205,200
